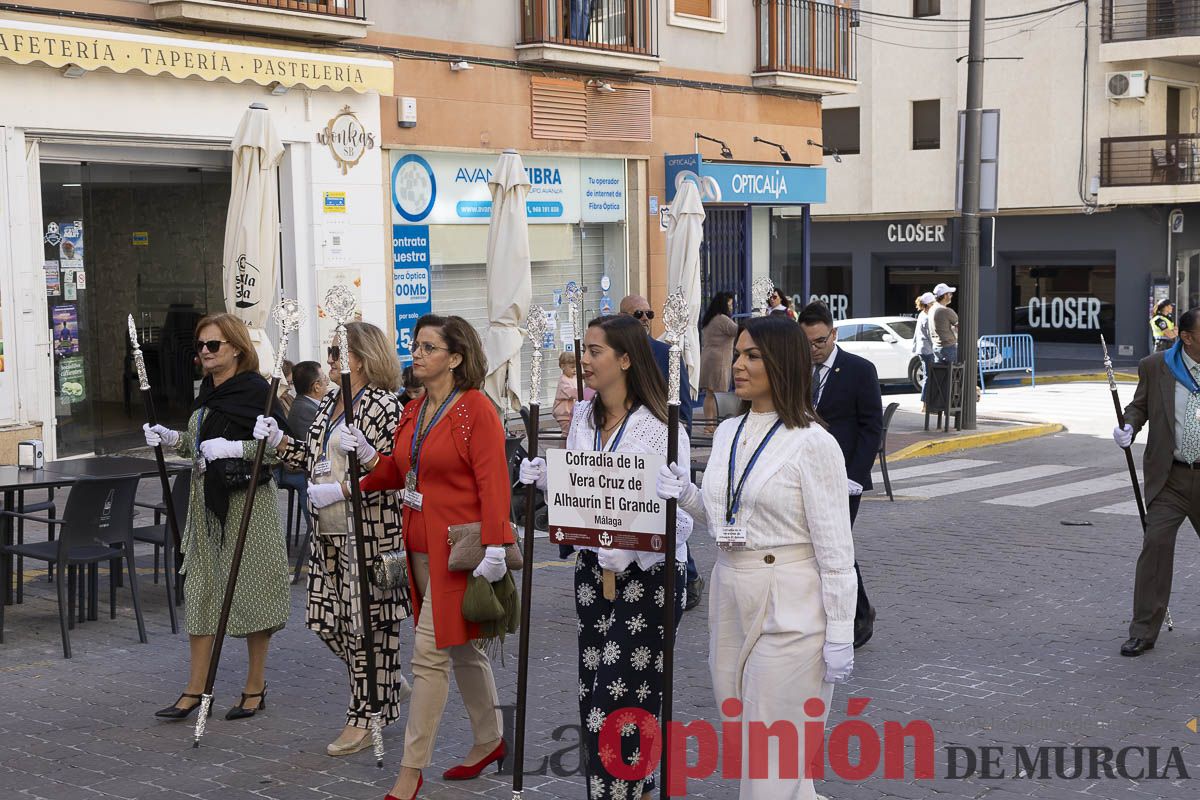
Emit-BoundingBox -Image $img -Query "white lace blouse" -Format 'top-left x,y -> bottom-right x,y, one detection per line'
564,400 -> 693,570
678,410 -> 857,643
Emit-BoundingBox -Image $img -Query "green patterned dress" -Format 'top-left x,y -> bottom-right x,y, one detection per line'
174,408 -> 291,638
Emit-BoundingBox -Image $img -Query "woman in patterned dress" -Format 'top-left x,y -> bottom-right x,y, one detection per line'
520,314 -> 691,800
253,322 -> 412,756
345,314 -> 514,800
144,313 -> 291,722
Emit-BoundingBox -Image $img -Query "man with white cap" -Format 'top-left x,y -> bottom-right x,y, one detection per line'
929,282 -> 959,364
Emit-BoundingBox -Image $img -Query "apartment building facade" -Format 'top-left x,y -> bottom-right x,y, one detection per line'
0,0 -> 849,458
794,0 -> 1200,370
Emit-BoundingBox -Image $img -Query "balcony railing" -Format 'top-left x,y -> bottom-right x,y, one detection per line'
1102,0 -> 1200,43
217,0 -> 365,18
520,0 -> 658,57
1100,134 -> 1200,187
755,0 -> 856,81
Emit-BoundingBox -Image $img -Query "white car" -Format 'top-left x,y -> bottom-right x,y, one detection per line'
833,316 -> 1001,390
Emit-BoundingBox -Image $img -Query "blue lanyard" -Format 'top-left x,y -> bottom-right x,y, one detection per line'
593,410 -> 632,452
409,390 -> 458,480
725,414 -> 784,524
321,386 -> 367,456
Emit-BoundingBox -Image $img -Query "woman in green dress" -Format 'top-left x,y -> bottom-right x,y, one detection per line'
144,313 -> 291,722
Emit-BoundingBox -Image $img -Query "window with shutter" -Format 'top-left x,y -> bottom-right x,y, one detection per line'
669,0 -> 725,32
531,77 -> 588,141
675,0 -> 713,18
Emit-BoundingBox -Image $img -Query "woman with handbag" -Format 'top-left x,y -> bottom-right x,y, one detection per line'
252,322 -> 413,756
519,314 -> 692,800
143,313 -> 291,722
343,314 -> 514,800
655,314 -> 857,800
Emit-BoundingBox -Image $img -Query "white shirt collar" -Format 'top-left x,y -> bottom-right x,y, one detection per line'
819,345 -> 840,371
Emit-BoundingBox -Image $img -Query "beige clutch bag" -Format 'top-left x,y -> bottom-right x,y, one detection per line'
447,522 -> 524,572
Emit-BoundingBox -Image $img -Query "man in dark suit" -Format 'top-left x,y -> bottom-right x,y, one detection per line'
1113,308 -> 1200,656
620,294 -> 700,608
799,301 -> 883,648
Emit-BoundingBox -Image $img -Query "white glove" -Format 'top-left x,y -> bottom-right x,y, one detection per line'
519,457 -> 548,491
199,437 -> 244,462
823,641 -> 855,684
473,545 -> 508,583
143,423 -> 179,449
848,479 -> 864,497
253,415 -> 284,449
1113,424 -> 1133,449
339,425 -> 377,465
597,548 -> 637,573
655,462 -> 699,506
307,481 -> 346,510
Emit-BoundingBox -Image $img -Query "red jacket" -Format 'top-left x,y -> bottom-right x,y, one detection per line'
361,388 -> 513,648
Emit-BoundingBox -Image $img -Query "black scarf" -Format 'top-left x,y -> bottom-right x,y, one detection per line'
192,371 -> 290,528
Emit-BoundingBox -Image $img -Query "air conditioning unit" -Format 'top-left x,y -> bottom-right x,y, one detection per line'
1106,70 -> 1148,100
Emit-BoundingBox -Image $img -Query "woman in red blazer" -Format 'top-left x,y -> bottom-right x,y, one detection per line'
348,314 -> 513,800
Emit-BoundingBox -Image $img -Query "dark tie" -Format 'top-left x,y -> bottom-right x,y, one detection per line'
812,365 -> 823,405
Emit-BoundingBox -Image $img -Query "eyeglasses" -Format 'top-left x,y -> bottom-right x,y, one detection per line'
327,346 -> 340,361
410,342 -> 450,357
808,335 -> 832,348
631,309 -> 655,321
195,339 -> 228,354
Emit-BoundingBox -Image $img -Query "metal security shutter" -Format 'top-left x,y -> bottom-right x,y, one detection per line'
676,0 -> 713,17
430,224 -> 610,411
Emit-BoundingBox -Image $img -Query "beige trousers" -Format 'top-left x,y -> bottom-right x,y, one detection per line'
401,553 -> 503,769
709,545 -> 834,800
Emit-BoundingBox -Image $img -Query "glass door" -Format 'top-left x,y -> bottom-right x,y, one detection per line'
40,160 -> 232,456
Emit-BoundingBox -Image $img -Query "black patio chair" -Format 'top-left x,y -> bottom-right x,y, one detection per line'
0,475 -> 146,658
131,470 -> 190,634
13,488 -> 56,601
876,402 -> 900,501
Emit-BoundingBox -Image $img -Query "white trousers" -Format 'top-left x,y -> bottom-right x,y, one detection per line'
709,545 -> 834,800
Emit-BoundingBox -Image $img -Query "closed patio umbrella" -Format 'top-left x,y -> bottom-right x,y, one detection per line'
482,149 -> 532,412
223,102 -> 284,370
666,179 -> 705,401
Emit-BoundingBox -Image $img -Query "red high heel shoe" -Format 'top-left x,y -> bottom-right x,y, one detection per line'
384,773 -> 422,800
442,740 -> 507,780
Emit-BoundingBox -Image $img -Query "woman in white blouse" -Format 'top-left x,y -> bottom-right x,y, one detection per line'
656,314 -> 855,800
520,314 -> 691,800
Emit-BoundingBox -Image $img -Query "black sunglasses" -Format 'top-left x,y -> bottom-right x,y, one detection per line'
195,339 -> 228,354
632,309 -> 655,321
327,346 -> 340,360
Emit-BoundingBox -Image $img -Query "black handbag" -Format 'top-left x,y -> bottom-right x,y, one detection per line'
210,457 -> 273,491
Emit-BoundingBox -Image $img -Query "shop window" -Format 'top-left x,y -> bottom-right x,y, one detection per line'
1012,265 -> 1115,344
913,100 -> 940,150
914,0 -> 940,18
670,0 -> 726,33
822,107 -> 860,156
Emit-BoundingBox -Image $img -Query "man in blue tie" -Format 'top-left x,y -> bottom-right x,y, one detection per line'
619,294 -> 701,609
799,301 -> 883,648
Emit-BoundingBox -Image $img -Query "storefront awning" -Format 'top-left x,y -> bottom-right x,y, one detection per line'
0,17 -> 393,95
665,153 -> 825,205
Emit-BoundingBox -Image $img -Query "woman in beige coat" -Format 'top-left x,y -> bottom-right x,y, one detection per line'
699,292 -> 738,430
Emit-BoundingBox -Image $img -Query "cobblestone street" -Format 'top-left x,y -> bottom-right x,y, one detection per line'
3,433 -> 1200,800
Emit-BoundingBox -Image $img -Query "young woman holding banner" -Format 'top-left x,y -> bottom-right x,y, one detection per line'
520,314 -> 691,800
655,314 -> 856,800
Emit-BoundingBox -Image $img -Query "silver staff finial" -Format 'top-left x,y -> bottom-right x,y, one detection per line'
566,281 -> 584,340
751,277 -> 774,317
269,298 -> 305,380
322,285 -> 357,374
1100,334 -> 1117,392
663,290 -> 689,406
127,314 -> 149,391
526,304 -> 550,408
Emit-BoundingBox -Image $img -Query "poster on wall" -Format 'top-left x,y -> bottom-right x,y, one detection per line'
44,260 -> 61,296
57,356 -> 86,402
316,269 -> 362,351
392,225 -> 432,364
59,221 -> 84,268
52,305 -> 79,355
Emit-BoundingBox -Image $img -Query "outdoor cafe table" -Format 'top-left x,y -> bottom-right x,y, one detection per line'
0,456 -> 187,606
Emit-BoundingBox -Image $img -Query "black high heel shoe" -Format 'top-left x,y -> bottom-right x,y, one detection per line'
225,686 -> 267,720
155,693 -> 210,720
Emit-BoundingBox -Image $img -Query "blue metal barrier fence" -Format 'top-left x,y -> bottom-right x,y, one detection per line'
978,334 -> 1035,390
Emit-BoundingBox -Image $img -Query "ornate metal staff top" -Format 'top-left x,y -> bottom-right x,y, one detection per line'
270,298 -> 305,377
1100,334 -> 1117,392
662,290 -> 689,407
323,284 -> 357,374
127,315 -> 149,391
566,281 -> 584,341
751,277 -> 774,317
526,304 -> 550,407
